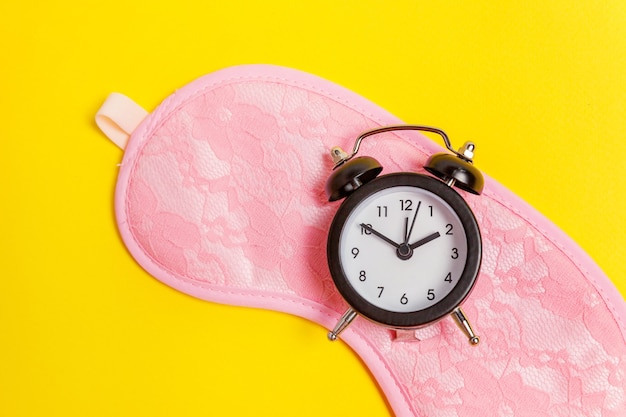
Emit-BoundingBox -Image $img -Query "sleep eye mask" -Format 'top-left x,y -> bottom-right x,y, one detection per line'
96,64 -> 626,416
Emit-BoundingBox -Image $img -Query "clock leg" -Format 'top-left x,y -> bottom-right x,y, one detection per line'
328,308 -> 358,341
451,307 -> 480,345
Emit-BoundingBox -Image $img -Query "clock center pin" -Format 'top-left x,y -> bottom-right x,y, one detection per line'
396,243 -> 413,260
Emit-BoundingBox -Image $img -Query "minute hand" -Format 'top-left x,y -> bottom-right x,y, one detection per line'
409,232 -> 441,250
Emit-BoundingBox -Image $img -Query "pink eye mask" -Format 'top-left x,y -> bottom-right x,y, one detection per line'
96,65 -> 626,416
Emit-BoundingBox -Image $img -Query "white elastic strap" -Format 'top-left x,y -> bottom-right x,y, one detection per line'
95,93 -> 148,149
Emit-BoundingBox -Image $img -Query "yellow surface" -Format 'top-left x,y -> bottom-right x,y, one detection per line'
1,1 -> 625,416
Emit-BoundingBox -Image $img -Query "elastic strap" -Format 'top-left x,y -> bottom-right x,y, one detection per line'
95,93 -> 148,149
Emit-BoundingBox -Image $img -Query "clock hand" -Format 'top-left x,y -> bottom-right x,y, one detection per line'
405,201 -> 422,244
409,232 -> 441,250
403,217 -> 409,244
360,223 -> 401,248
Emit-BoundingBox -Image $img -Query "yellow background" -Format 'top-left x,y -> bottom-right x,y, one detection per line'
1,1 -> 625,416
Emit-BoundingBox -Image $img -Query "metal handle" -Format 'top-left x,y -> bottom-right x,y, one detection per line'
333,124 -> 468,168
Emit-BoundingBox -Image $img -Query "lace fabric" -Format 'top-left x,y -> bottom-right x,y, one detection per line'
106,65 -> 626,416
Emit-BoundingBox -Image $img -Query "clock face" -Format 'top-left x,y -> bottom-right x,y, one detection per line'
327,173 -> 481,328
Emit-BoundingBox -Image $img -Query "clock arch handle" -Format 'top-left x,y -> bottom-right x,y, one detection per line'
333,125 -> 468,168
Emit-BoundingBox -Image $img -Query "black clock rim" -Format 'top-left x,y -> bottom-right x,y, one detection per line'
327,172 -> 482,328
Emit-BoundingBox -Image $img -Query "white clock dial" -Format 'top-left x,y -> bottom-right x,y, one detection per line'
327,173 -> 481,328
339,185 -> 468,313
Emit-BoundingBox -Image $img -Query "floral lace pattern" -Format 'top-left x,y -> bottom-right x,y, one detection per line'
118,71 -> 626,416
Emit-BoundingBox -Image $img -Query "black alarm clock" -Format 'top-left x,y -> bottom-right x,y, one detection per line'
325,125 -> 483,345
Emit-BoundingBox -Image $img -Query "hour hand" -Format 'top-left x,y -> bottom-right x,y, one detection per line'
359,223 -> 400,248
409,232 -> 441,249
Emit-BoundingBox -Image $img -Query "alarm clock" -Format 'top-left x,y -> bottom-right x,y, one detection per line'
325,125 -> 484,345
